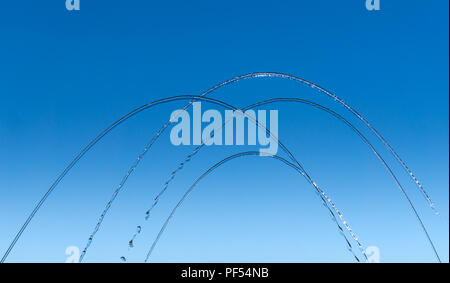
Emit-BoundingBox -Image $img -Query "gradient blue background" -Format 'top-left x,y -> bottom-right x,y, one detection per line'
0,1 -> 448,263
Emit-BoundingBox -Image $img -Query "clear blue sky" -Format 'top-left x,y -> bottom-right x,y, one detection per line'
0,1 -> 448,262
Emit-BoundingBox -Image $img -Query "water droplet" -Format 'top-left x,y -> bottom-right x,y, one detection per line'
120,256 -> 126,262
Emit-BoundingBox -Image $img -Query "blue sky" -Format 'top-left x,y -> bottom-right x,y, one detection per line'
0,1 -> 448,262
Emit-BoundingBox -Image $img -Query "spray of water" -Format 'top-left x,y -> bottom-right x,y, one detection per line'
2,73 -> 440,263
128,226 -> 142,249
111,74 -> 442,262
